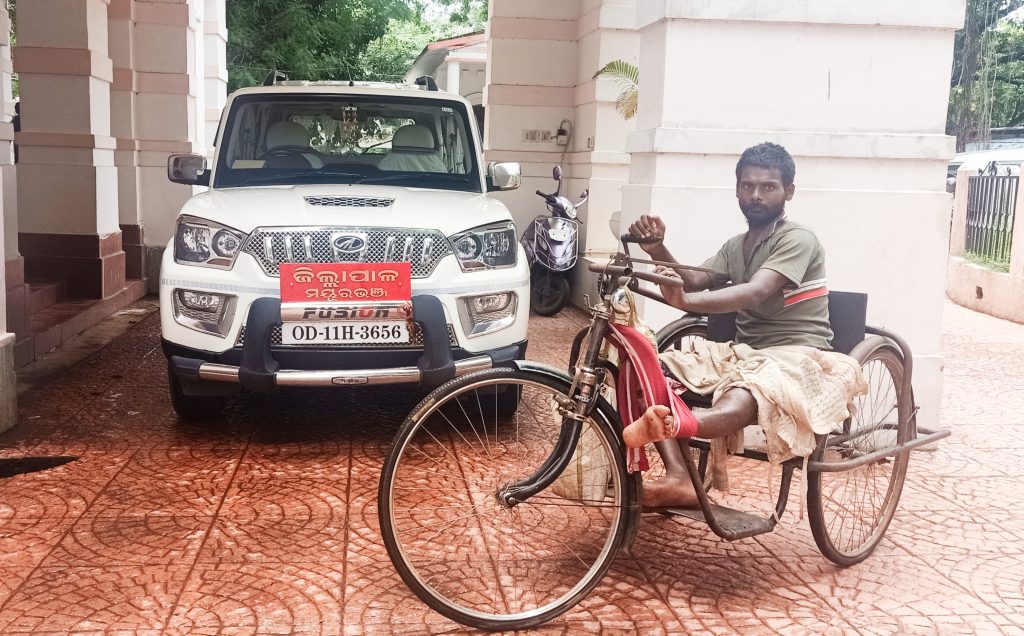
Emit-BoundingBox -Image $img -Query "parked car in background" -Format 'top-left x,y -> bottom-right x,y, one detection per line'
948,149 -> 1024,192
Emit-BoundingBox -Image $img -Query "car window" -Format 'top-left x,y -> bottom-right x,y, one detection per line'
215,94 -> 481,193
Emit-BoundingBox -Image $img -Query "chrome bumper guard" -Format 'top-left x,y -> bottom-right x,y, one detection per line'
188,355 -> 494,388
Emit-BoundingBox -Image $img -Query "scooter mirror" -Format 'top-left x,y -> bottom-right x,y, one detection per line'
553,166 -> 562,181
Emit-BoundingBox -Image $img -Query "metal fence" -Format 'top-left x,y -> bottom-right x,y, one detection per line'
966,174 -> 1018,265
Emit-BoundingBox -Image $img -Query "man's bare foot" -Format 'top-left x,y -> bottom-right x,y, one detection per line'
642,476 -> 700,509
623,405 -> 678,448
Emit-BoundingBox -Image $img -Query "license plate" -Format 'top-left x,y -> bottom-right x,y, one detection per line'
280,262 -> 411,303
281,321 -> 410,345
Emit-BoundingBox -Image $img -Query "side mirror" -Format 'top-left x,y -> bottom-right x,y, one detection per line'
552,165 -> 562,181
168,153 -> 210,186
487,162 -> 522,191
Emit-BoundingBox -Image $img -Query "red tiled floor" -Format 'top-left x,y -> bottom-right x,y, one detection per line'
0,300 -> 1022,634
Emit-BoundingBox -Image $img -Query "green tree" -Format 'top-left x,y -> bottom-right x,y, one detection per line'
358,0 -> 487,82
948,0 -> 1024,151
226,0 -> 414,91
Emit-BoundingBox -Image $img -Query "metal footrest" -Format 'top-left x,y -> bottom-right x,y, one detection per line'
661,504 -> 775,540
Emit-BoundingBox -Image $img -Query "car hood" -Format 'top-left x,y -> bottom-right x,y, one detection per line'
180,184 -> 513,235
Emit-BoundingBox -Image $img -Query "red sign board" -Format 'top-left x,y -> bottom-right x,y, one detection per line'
280,262 -> 412,304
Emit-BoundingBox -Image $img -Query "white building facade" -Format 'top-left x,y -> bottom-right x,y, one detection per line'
0,0 -> 227,432
483,0 -> 966,429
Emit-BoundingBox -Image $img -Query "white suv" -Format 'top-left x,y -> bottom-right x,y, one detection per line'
160,81 -> 529,420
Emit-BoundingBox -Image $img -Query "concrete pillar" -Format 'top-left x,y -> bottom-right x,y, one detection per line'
109,0 -> 145,282
571,0 -> 638,304
446,59 -> 462,96
484,0 -> 581,232
14,0 -> 125,300
133,0 -> 202,281
203,0 -> 227,156
624,2 -> 966,429
0,3 -> 14,432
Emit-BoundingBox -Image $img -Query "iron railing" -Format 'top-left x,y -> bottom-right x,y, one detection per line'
966,174 -> 1018,265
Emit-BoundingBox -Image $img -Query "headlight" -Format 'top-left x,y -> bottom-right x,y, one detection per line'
174,215 -> 248,269
449,222 -> 517,272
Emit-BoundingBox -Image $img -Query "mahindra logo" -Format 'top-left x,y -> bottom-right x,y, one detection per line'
333,235 -> 366,253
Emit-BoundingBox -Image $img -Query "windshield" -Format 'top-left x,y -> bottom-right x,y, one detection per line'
214,93 -> 482,192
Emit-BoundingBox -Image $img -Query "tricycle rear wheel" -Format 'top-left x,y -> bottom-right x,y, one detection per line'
807,339 -> 911,566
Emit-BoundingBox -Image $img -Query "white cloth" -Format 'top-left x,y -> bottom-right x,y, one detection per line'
660,341 -> 868,464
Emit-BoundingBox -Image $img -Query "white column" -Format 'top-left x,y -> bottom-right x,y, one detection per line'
133,0 -> 202,273
203,0 -> 227,156
14,0 -> 125,299
484,0 -> 580,232
446,59 -> 462,95
109,0 -> 145,281
0,3 -> 14,432
624,2 -> 966,428
572,0 -> 638,304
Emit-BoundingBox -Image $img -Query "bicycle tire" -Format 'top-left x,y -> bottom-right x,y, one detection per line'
807,338 -> 911,566
379,367 -> 636,631
655,317 -> 709,354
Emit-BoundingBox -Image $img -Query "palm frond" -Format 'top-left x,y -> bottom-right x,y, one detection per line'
594,60 -> 640,120
592,60 -> 639,86
616,89 -> 638,120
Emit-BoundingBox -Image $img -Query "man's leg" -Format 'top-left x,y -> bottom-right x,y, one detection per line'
629,388 -> 758,508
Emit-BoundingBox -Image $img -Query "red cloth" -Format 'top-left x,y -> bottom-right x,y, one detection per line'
606,323 -> 700,472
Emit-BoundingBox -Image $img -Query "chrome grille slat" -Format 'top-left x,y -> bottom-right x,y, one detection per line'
304,196 -> 394,208
243,226 -> 452,278
236,323 -> 458,348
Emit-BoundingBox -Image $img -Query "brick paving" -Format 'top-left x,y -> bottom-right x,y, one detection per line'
0,300 -> 1021,634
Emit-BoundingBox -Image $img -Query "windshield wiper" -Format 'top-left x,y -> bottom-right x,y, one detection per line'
235,170 -> 365,187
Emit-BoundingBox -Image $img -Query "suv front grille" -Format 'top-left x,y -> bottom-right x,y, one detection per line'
236,323 -> 459,348
304,196 -> 394,208
243,226 -> 452,278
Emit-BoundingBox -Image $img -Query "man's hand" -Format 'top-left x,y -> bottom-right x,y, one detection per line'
654,265 -> 684,308
627,214 -> 667,256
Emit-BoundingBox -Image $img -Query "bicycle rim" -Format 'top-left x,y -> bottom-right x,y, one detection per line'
808,346 -> 909,564
380,371 -> 630,630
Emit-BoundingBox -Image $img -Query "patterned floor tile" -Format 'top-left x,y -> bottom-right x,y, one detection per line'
0,566 -> 186,632
166,562 -> 345,634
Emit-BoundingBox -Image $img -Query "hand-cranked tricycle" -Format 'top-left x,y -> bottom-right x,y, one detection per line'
376,237 -> 950,631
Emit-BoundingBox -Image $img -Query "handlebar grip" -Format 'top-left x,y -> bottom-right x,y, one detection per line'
621,232 -> 664,246
535,190 -> 547,197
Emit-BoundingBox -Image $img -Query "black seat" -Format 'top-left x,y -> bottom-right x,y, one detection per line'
705,291 -> 867,354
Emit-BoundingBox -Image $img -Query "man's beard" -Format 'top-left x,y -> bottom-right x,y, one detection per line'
740,200 -> 785,227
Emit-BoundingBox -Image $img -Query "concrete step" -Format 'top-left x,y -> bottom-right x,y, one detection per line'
13,279 -> 148,368
26,279 -> 67,314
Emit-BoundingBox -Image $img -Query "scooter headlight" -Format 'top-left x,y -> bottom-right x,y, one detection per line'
449,222 -> 517,272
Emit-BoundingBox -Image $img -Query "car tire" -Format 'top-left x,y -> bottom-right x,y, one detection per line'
168,364 -> 227,422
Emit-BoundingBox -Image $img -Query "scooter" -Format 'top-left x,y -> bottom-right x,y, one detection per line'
521,166 -> 588,316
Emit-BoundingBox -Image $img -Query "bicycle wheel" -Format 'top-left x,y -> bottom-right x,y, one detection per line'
379,368 -> 636,631
655,317 -> 708,353
807,338 -> 911,565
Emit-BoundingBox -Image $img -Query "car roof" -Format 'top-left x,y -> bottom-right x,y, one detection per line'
951,148 -> 1024,168
229,83 -> 470,106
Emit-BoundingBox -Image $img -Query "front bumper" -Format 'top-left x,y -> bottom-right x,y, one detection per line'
166,295 -> 527,394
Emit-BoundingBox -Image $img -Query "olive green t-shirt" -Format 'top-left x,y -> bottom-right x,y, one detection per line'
701,219 -> 833,350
